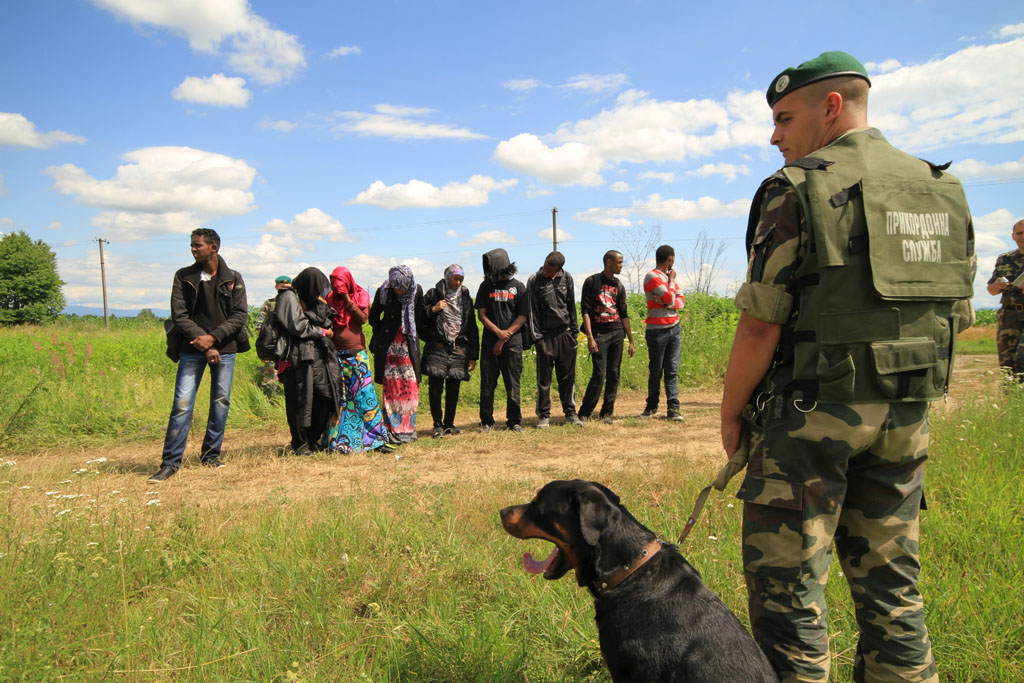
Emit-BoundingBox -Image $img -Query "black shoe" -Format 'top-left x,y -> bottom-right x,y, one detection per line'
148,465 -> 177,482
601,415 -> 614,424
376,444 -> 395,454
432,427 -> 445,439
566,414 -> 584,426
507,424 -> 523,433
293,444 -> 312,456
480,424 -> 492,433
202,456 -> 225,468
640,408 -> 656,418
444,426 -> 462,436
577,414 -> 591,423
667,410 -> 684,422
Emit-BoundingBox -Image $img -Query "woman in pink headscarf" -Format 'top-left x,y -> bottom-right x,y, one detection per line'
324,266 -> 392,454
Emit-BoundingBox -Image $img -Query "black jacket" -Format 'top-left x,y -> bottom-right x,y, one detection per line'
166,255 -> 249,361
525,268 -> 578,342
275,288 -> 342,428
368,285 -> 423,384
420,280 -> 479,380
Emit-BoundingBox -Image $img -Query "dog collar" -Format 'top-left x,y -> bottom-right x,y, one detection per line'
592,539 -> 663,595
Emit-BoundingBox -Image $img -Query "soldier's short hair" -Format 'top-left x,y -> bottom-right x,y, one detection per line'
191,227 -> 221,249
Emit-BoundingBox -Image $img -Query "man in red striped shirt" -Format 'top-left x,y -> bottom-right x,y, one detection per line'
642,244 -> 686,420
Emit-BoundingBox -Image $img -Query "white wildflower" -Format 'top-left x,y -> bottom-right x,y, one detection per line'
72,468 -> 88,474
85,457 -> 107,465
19,486 -> 31,490
708,535 -> 719,541
44,491 -> 58,497
55,509 -> 71,516
0,461 -> 15,468
110,490 -> 121,495
726,503 -> 734,509
146,499 -> 161,506
145,491 -> 159,496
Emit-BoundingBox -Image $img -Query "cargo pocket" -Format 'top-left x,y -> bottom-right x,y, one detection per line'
736,477 -> 805,577
870,339 -> 937,399
816,349 -> 855,403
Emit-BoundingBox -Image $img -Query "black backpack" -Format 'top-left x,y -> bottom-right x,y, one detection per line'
255,314 -> 283,361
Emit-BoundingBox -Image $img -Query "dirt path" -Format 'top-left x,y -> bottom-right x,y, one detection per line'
5,356 -> 1001,513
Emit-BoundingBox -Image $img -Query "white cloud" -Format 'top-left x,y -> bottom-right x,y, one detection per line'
501,78 -> 541,92
0,217 -> 13,227
525,185 -> 556,199
325,45 -> 361,58
263,208 -> 355,243
1000,23 -> 1024,37
0,112 -> 86,148
632,194 -> 750,222
0,174 -> 5,194
259,119 -> 297,132
349,175 -> 517,209
45,145 -> 257,240
537,227 -> 572,242
335,104 -> 487,140
575,208 -> 631,227
609,181 -> 631,192
493,133 -> 605,186
865,59 -> 902,74
563,73 -> 629,93
445,229 -> 460,238
639,171 -> 675,184
46,221 -> 62,230
972,208 -> 1019,255
949,155 -> 1024,181
92,0 -> 305,84
172,74 -> 251,107
870,34 -> 1024,151
459,230 -> 519,247
686,162 -> 750,182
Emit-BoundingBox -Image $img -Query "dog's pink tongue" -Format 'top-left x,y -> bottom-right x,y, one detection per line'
522,547 -> 558,574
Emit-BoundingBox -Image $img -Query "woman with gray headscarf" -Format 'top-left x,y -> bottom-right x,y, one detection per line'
420,264 -> 479,438
369,265 -> 423,444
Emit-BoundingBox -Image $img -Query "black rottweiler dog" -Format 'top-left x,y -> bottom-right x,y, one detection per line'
500,479 -> 777,682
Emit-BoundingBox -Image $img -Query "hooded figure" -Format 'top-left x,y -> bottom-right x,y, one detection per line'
275,267 -> 342,454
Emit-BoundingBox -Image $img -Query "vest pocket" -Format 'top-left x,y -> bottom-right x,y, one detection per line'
816,349 -> 855,402
869,339 -> 937,399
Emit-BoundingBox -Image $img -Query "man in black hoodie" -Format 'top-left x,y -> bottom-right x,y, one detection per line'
149,228 -> 249,482
475,249 -> 529,432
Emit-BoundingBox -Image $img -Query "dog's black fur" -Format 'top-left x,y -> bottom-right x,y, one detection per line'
500,479 -> 777,683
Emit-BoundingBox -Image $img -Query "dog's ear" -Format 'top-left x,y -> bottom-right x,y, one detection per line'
576,486 -> 620,546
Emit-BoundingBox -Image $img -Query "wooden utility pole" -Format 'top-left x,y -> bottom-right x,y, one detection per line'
551,206 -> 559,253
96,238 -> 110,328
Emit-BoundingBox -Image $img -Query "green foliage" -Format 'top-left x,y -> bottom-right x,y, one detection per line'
0,231 -> 65,326
974,308 -> 997,326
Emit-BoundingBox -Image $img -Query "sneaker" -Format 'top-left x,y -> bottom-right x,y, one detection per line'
577,414 -> 591,423
507,424 -> 523,433
432,426 -> 445,439
667,410 -> 685,422
293,444 -> 312,456
601,415 -> 614,425
147,465 -> 177,482
640,408 -> 656,418
536,417 -> 550,429
376,444 -> 395,455
444,426 -> 462,436
566,414 -> 584,427
202,456 -> 225,468
480,424 -> 492,433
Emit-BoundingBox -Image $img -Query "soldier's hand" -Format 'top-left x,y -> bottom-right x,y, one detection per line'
721,415 -> 742,458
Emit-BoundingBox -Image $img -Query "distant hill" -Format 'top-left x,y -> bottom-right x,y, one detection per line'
62,305 -> 171,318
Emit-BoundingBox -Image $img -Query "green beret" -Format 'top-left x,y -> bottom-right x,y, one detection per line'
766,51 -> 871,107
274,275 -> 292,284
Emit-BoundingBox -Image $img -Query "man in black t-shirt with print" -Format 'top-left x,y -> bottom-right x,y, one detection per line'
476,248 -> 529,431
579,250 -> 634,423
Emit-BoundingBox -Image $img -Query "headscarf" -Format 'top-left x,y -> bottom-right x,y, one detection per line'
291,267 -> 333,325
440,264 -> 465,342
327,266 -> 370,328
379,265 -> 417,343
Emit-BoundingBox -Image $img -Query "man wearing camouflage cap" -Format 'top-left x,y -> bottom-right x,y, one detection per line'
720,51 -> 975,682
986,219 -> 1024,379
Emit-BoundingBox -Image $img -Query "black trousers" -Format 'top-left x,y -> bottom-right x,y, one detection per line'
281,367 -> 332,452
428,376 -> 461,428
535,330 -> 578,419
479,342 -> 523,427
579,326 -> 624,418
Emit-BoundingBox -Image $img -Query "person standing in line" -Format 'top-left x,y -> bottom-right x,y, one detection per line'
420,265 -> 479,438
578,250 -> 635,424
720,51 -> 974,682
369,265 -> 423,444
254,275 -> 291,398
276,267 -> 341,455
987,218 -> 1024,380
642,245 -> 686,420
476,248 -> 529,432
150,228 -> 249,482
525,251 -> 582,428
324,266 -> 393,454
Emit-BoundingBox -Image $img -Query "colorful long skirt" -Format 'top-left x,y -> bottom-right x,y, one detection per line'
382,331 -> 419,443
324,349 -> 388,453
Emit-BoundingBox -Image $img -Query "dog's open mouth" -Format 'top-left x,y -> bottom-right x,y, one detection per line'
522,545 -> 569,579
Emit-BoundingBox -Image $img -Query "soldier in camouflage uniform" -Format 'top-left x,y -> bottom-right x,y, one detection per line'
255,275 -> 292,398
720,52 -> 975,683
986,219 -> 1024,378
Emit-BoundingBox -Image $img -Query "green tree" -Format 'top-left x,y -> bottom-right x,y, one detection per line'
0,231 -> 66,325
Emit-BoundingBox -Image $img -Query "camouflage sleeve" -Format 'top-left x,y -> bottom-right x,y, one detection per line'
733,179 -> 804,325
987,253 -> 1008,285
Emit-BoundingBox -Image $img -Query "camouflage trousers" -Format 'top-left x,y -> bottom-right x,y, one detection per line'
259,360 -> 280,398
996,306 -> 1024,377
736,398 -> 938,683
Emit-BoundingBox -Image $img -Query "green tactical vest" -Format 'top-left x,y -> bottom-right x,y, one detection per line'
746,128 -> 974,404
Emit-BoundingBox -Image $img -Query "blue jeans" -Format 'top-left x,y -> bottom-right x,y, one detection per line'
645,324 -> 680,412
160,351 -> 236,469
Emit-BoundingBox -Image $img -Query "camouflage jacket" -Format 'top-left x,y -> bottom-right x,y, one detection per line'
988,249 -> 1024,306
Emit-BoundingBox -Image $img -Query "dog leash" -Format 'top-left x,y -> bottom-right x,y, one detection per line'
677,439 -> 749,544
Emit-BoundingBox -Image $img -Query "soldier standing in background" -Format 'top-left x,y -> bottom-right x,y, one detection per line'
720,52 -> 974,682
254,275 -> 292,398
986,219 -> 1024,379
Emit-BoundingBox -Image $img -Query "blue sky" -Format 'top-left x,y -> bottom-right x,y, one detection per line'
2,1 -> 1022,312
